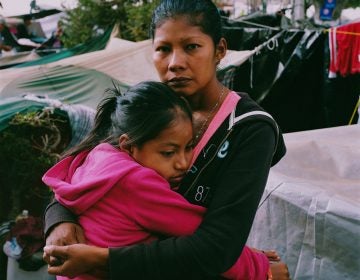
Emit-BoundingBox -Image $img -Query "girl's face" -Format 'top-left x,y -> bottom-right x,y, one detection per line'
130,116 -> 193,188
152,17 -> 224,98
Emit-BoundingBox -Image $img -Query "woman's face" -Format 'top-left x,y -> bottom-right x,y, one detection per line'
152,17 -> 220,98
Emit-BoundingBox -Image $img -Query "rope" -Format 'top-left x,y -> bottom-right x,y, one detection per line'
325,29 -> 360,36
258,182 -> 284,209
227,17 -> 281,31
348,96 -> 360,125
253,30 -> 285,54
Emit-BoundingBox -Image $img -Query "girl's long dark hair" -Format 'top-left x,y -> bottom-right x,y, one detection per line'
62,85 -> 120,157
63,81 -> 192,158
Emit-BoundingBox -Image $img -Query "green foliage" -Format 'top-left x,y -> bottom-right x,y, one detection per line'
61,0 -> 160,48
0,110 -> 71,222
122,1 -> 160,41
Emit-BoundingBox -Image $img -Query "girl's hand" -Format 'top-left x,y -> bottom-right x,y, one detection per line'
270,262 -> 290,280
43,244 -> 109,278
250,247 -> 281,262
44,222 -> 85,266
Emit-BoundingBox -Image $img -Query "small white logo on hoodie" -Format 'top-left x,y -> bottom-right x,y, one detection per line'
217,141 -> 229,158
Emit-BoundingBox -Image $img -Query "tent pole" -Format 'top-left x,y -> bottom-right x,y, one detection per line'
292,0 -> 305,27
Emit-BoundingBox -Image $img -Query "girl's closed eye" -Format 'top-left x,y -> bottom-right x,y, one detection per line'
185,144 -> 194,152
184,140 -> 194,151
160,150 -> 175,158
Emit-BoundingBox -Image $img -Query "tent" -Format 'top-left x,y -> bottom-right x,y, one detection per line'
0,37 -> 254,110
248,124 -> 360,280
0,24 -> 115,69
0,0 -> 76,18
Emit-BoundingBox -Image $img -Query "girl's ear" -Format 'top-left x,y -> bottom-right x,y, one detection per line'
119,134 -> 133,155
215,38 -> 227,63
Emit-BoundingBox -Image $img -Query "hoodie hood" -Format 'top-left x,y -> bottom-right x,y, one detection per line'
43,143 -> 139,214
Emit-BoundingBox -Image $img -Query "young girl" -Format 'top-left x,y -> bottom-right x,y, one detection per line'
43,81 -> 270,280
44,0 -> 289,279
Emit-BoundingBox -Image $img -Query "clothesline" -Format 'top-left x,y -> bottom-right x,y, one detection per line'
324,29 -> 360,36
225,17 -> 281,31
349,97 -> 360,125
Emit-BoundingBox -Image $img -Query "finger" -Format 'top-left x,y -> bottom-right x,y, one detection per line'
46,236 -> 65,246
49,255 -> 64,266
76,232 -> 86,244
44,246 -> 66,266
43,245 -> 54,254
262,251 -> 281,262
48,263 -> 77,278
75,225 -> 86,244
43,251 -> 62,265
44,245 -> 68,259
43,251 -> 50,264
47,264 -> 64,275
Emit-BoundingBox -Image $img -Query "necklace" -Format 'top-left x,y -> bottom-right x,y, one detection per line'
194,85 -> 226,143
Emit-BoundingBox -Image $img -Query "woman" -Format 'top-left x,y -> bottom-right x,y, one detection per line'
44,0 -> 289,279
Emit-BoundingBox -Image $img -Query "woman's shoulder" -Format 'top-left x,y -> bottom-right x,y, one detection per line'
229,91 -> 286,166
229,92 -> 277,129
233,91 -> 264,113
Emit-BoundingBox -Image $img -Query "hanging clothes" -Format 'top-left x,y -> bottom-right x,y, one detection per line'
328,21 -> 360,77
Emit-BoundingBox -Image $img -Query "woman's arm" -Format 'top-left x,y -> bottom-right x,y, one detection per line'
45,162 -> 271,279
120,169 -> 272,280
44,122 -> 283,279
106,122 -> 279,279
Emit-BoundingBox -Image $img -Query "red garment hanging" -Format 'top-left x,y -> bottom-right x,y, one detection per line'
328,21 -> 360,77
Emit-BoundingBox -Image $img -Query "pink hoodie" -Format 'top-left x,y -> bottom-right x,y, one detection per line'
44,144 -> 207,248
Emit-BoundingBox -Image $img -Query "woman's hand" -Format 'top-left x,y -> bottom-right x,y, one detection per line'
44,222 -> 85,266
270,262 -> 290,280
43,244 -> 109,278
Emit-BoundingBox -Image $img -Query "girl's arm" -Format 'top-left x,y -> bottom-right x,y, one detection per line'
44,200 -> 85,246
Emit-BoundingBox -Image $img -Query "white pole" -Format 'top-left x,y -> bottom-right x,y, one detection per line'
292,0 -> 305,27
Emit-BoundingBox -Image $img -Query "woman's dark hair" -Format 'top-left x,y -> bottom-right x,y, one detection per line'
63,81 -> 192,157
150,0 -> 223,45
